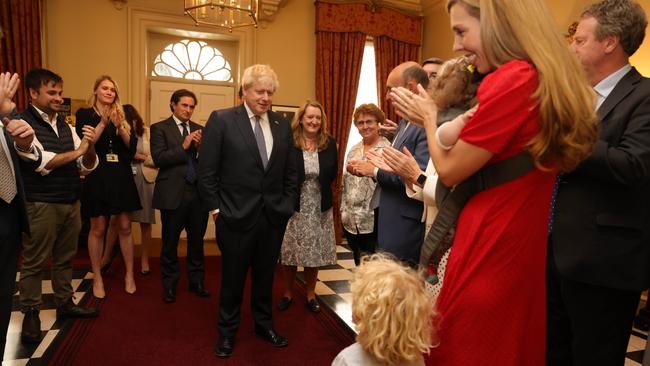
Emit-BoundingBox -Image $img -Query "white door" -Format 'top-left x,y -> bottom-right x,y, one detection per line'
148,80 -> 235,240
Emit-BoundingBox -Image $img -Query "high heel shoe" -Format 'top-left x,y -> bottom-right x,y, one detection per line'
93,280 -> 106,299
125,277 -> 136,295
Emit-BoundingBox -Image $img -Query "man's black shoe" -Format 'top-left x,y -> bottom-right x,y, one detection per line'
214,336 -> 234,358
163,288 -> 176,303
189,282 -> 210,297
56,299 -> 99,319
255,326 -> 288,347
20,308 -> 41,344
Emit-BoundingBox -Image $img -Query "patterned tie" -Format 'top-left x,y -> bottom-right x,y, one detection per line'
253,115 -> 268,168
547,174 -> 560,235
0,141 -> 17,204
182,122 -> 196,184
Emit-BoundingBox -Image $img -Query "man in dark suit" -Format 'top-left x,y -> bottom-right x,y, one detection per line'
151,89 -> 209,304
0,66 -> 36,358
198,64 -> 297,358
348,62 -> 430,265
547,1 -> 650,364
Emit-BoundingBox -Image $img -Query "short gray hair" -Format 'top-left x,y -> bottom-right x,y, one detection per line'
582,0 -> 647,56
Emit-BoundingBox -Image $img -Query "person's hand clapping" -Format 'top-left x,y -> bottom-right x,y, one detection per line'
381,146 -> 422,186
378,119 -> 398,139
3,118 -> 35,151
346,159 -> 376,178
0,72 -> 20,116
365,149 -> 393,173
389,84 -> 437,128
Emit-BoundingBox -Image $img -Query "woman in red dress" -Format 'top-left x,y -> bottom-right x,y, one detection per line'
388,0 -> 598,364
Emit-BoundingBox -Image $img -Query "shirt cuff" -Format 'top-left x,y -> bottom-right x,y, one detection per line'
14,142 -> 39,161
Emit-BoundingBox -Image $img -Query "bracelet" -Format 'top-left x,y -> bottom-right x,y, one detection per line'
435,127 -> 454,151
14,142 -> 34,154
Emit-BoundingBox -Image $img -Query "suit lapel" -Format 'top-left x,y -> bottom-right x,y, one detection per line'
598,68 -> 641,121
266,111 -> 283,170
234,105 -> 265,169
164,117 -> 184,145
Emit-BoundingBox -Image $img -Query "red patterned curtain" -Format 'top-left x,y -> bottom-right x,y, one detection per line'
0,0 -> 42,112
315,1 -> 421,243
316,30 -> 366,244
374,36 -> 420,124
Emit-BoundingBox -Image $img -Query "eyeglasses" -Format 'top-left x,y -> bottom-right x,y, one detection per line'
354,119 -> 378,127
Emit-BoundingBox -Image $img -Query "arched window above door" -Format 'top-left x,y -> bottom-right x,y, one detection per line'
151,39 -> 233,82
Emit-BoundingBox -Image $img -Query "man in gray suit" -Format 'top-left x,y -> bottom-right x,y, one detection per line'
151,89 -> 209,304
547,0 -> 650,364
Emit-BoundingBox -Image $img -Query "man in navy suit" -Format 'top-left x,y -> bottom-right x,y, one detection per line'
151,89 -> 209,304
198,64 -> 297,358
547,0 -> 650,364
348,62 -> 430,265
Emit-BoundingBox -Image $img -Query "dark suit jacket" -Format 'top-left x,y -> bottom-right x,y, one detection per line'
551,67 -> 650,291
376,120 -> 430,261
198,104 -> 298,230
0,129 -> 29,235
293,137 -> 338,212
150,116 -> 202,210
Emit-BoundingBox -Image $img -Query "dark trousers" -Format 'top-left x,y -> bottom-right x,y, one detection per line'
0,199 -> 21,359
343,229 -> 376,266
160,184 -> 208,291
216,212 -> 284,337
546,239 -> 640,366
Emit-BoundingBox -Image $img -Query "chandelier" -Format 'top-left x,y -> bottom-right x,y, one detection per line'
184,0 -> 259,32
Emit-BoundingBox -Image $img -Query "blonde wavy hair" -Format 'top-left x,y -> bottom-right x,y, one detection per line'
352,254 -> 436,365
447,0 -> 598,173
291,100 -> 331,152
88,75 -> 130,132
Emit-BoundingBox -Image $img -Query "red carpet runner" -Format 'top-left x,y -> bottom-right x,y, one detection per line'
50,256 -> 354,365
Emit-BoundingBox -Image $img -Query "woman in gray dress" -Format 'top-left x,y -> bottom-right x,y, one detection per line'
278,100 -> 338,313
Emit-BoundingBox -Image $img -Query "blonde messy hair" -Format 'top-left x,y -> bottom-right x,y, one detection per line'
352,254 -> 436,365
447,0 -> 598,173
431,56 -> 478,111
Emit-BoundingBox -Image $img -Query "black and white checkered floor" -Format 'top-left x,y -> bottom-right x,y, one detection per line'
1,245 -> 647,365
2,269 -> 93,365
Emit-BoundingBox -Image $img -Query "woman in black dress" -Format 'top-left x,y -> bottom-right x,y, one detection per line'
76,75 -> 140,298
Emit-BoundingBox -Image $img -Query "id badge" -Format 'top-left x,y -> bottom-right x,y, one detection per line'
131,165 -> 137,175
106,153 -> 119,163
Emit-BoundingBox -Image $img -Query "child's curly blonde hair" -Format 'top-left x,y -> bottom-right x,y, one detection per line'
352,254 -> 436,365
431,56 -> 478,112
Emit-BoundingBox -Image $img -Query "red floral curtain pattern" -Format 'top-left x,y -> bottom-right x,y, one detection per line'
0,0 -> 42,112
315,1 -> 422,45
316,31 -> 366,244
374,36 -> 420,124
315,1 -> 422,243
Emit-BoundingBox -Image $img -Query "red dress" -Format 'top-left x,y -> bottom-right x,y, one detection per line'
427,60 -> 555,365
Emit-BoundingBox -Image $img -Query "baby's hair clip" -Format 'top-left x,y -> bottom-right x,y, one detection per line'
467,64 -> 476,74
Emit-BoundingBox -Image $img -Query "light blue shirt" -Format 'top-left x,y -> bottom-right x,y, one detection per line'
594,64 -> 632,110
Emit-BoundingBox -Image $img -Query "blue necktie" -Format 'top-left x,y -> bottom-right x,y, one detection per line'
182,122 -> 196,184
253,115 -> 268,168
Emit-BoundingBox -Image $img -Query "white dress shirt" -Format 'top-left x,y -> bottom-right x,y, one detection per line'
30,104 -> 98,175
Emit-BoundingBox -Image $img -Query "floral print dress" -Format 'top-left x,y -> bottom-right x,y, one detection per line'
281,150 -> 336,267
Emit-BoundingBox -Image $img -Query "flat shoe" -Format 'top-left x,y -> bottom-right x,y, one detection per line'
306,298 -> 320,313
277,296 -> 292,311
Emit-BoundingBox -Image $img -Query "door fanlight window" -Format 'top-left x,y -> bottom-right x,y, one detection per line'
152,39 -> 233,82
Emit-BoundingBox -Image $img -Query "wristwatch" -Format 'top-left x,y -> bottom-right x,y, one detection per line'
415,173 -> 427,188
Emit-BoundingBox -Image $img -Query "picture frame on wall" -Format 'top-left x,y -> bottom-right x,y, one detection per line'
271,104 -> 299,122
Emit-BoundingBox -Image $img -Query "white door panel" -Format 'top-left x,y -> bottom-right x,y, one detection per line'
148,80 -> 235,240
